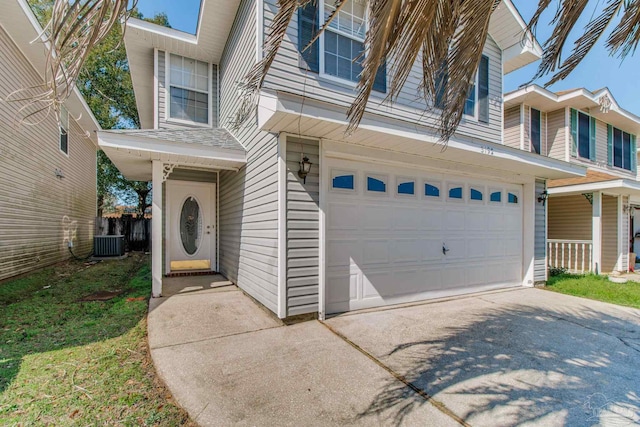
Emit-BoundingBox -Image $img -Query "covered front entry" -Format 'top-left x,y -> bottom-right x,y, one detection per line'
325,158 -> 524,314
166,180 -> 216,272
97,128 -> 247,298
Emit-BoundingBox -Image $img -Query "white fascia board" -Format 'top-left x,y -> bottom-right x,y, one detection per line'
271,96 -> 586,179
505,85 -> 640,127
127,17 -> 198,44
97,131 -> 247,163
548,179 -> 640,196
502,0 -> 543,55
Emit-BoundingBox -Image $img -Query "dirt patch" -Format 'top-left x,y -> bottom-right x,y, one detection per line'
78,289 -> 126,302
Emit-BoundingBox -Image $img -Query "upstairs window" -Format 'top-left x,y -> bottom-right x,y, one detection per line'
169,54 -> 209,124
570,108 -> 595,161
607,126 -> 635,171
298,1 -> 386,92
436,55 -> 489,123
530,108 -> 541,154
59,107 -> 69,155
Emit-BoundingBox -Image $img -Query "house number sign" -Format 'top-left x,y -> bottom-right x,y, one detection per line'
480,146 -> 495,155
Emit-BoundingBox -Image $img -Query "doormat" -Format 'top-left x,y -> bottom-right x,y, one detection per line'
165,270 -> 218,278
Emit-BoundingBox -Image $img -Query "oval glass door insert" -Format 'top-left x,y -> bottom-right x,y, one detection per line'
180,196 -> 201,255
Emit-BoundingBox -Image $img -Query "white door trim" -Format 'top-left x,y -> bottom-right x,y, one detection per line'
166,180 -> 216,273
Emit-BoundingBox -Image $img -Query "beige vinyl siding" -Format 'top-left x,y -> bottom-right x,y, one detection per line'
0,26 -> 96,281
595,119 -> 608,165
218,0 -> 279,313
602,195 -> 618,273
503,106 -> 520,149
546,108 -> 566,159
534,179 -> 546,281
548,195 -> 591,241
157,50 -> 219,129
286,137 -> 319,316
547,195 -> 591,271
262,0 -> 503,144
541,111 -> 548,156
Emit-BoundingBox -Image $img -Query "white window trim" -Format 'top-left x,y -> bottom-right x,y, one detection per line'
611,126 -> 633,172
59,106 -> 69,157
446,183 -> 465,203
462,72 -> 479,120
364,172 -> 389,196
395,176 -> 417,198
422,179 -> 442,201
165,54 -> 212,127
330,169 -> 357,193
319,0 -> 367,88
469,185 -> 485,204
575,109 -> 592,161
530,107 -> 542,154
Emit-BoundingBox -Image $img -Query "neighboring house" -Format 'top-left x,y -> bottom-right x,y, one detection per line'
98,0 -> 585,319
0,0 -> 100,281
504,85 -> 640,275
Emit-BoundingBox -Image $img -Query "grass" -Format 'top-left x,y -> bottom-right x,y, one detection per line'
546,273 -> 640,309
0,254 -> 195,426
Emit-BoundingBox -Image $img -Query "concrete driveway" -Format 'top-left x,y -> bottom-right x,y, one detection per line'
148,279 -> 640,426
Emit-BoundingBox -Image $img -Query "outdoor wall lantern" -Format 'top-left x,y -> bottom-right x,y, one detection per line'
537,190 -> 548,206
298,154 -> 312,184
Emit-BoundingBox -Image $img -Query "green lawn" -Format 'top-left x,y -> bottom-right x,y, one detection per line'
546,273 -> 640,309
0,254 -> 195,426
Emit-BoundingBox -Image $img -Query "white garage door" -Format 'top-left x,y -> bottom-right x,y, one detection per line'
326,160 -> 523,314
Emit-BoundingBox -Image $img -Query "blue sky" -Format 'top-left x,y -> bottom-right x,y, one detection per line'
135,0 -> 201,34
134,0 -> 640,114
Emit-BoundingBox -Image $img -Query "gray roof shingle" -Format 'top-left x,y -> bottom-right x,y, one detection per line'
104,128 -> 245,152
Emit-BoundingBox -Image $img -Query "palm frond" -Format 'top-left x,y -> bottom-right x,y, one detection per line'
607,0 -> 640,58
6,0 -> 136,127
532,0 -> 591,82
545,0 -> 622,85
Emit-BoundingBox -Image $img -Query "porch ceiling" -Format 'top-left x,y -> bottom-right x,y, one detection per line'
259,91 -> 586,182
548,178 -> 640,197
98,128 -> 246,181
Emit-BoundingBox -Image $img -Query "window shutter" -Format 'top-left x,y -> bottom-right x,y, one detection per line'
570,108 -> 578,157
632,134 -> 637,173
373,61 -> 387,93
607,124 -> 613,166
435,62 -> 448,109
478,55 -> 489,124
589,116 -> 596,162
298,1 -> 319,73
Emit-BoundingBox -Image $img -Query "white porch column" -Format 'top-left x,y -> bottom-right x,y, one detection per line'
151,161 -> 163,297
592,191 -> 602,274
522,180 -> 535,287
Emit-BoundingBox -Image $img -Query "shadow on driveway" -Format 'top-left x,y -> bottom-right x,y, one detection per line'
327,289 -> 640,426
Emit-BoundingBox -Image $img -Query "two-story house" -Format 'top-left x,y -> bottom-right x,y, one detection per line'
504,85 -> 640,275
98,0 -> 585,320
0,0 -> 100,281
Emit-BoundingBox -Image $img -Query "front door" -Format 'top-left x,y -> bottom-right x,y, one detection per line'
167,180 -> 216,272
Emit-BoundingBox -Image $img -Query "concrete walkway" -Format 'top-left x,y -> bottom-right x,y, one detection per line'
148,280 -> 640,426
148,279 -> 455,426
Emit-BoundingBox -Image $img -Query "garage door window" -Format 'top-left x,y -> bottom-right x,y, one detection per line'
397,178 -> 415,196
470,188 -> 483,201
508,192 -> 519,204
425,183 -> 440,198
367,175 -> 387,193
332,170 -> 355,191
490,190 -> 502,203
448,185 -> 463,200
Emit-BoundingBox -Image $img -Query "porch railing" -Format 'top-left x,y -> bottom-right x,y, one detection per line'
548,239 -> 593,274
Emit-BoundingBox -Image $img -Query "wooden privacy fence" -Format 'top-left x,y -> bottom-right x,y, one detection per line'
95,216 -> 151,252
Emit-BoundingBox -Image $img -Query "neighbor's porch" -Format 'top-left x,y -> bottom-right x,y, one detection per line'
547,187 -> 631,274
97,128 -> 247,297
